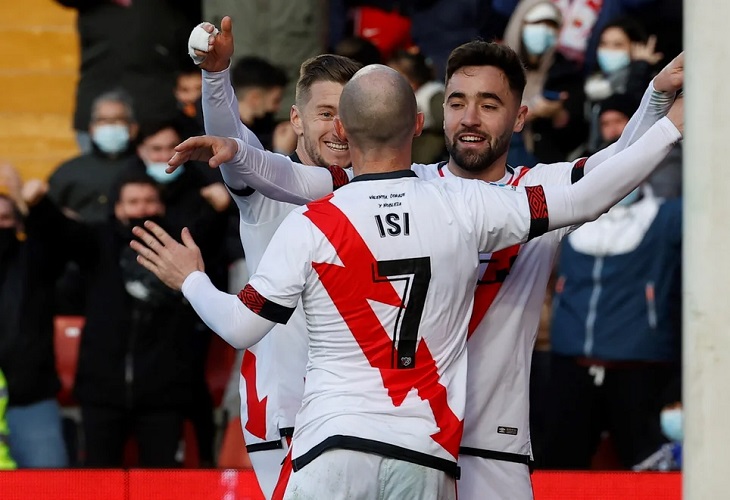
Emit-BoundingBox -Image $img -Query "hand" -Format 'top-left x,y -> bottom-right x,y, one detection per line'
0,162 -> 25,213
666,93 -> 683,135
527,94 -> 566,121
167,135 -> 239,172
631,35 -> 663,65
20,179 -> 49,209
200,182 -> 231,212
130,221 -> 205,291
193,17 -> 234,73
653,52 -> 683,94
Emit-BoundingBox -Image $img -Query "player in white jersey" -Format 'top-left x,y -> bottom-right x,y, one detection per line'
187,31 -> 683,498
189,17 -> 360,498
133,65 -> 672,499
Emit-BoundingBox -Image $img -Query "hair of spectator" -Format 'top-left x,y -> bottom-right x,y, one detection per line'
333,36 -> 382,67
600,16 -> 649,44
445,40 -> 527,99
231,56 -> 288,94
388,50 -> 435,88
90,89 -> 136,124
339,65 -> 417,150
110,170 -> 162,208
134,120 -> 183,147
295,54 -> 363,107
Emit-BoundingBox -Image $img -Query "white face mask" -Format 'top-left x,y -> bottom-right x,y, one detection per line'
522,24 -> 557,56
597,49 -> 631,74
660,408 -> 683,442
144,161 -> 184,184
92,124 -> 130,154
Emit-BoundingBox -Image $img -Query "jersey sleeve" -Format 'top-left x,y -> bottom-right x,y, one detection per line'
246,209 -> 313,309
181,271 -> 276,350
226,138 -> 352,206
542,117 -> 682,230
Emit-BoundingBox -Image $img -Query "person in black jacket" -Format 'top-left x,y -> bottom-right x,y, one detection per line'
0,165 -> 69,468
62,171 -> 221,467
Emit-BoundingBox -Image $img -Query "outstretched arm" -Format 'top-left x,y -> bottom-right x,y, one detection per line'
584,52 -> 683,172
169,135 -> 345,205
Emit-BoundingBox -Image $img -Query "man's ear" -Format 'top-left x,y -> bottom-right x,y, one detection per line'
513,104 -> 528,133
333,116 -> 347,143
290,105 -> 304,136
414,112 -> 425,137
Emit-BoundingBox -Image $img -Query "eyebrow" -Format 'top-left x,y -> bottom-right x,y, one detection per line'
446,91 -> 504,104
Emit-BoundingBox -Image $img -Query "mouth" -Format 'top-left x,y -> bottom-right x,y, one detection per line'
325,141 -> 349,152
457,133 -> 486,145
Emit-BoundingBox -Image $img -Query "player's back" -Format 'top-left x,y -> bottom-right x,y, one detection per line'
276,169 -> 534,473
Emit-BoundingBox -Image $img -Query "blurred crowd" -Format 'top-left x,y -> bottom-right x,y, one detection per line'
0,0 -> 682,472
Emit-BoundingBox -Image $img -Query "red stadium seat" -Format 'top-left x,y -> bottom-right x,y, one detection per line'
54,315 -> 85,406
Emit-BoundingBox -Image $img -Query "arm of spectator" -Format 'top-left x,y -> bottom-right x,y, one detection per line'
169,135 -> 342,205
199,182 -> 231,212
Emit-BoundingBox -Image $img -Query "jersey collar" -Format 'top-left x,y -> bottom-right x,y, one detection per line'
350,169 -> 418,183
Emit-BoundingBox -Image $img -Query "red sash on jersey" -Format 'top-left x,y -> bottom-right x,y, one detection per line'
303,195 -> 463,458
240,350 -> 268,440
450,166 -> 530,339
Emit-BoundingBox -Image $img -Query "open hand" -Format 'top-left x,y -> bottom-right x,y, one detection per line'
631,35 -> 663,65
130,221 -> 205,291
167,135 -> 239,173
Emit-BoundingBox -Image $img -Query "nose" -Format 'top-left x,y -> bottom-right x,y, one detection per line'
460,103 -> 480,128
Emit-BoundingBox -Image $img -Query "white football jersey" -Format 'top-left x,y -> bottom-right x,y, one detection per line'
230,159 -> 351,445
432,161 -> 585,460
241,170 -> 547,476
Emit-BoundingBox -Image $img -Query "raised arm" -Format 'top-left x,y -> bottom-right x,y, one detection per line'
584,52 -> 683,172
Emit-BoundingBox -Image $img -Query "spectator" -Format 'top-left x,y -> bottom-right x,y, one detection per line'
543,175 -> 682,469
54,0 -> 193,152
387,49 -> 446,164
49,90 -> 138,223
127,122 -> 231,466
59,170 -> 223,467
174,66 -> 205,140
334,36 -> 383,66
0,164 -> 69,468
633,377 -> 682,471
583,17 -> 662,152
504,0 -> 588,163
230,57 -> 289,152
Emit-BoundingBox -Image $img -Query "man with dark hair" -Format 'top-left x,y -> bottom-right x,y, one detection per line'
189,18 -> 361,496
141,60 -> 677,498
230,56 -> 289,151
191,32 -> 684,498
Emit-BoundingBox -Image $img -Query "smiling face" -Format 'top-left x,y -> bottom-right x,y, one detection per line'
291,80 -> 350,167
444,65 -> 527,176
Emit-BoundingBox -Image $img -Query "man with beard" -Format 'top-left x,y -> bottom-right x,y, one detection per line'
191,17 -> 360,497
189,29 -> 683,498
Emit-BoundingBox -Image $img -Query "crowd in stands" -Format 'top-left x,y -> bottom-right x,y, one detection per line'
0,0 -> 682,473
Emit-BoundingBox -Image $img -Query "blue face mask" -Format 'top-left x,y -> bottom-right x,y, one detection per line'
660,408 -> 683,442
597,49 -> 631,75
522,24 -> 557,56
617,187 -> 640,206
92,124 -> 130,154
145,162 -> 184,184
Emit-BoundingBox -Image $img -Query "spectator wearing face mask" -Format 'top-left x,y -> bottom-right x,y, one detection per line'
503,0 -> 588,164
49,90 -> 139,223
633,377 -> 682,471
543,170 -> 682,470
583,16 -> 664,152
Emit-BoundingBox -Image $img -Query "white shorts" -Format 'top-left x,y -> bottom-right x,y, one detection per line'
249,438 -> 290,500
280,448 -> 456,500
457,455 -> 533,500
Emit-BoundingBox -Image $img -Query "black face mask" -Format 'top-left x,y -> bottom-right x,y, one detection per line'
0,227 -> 18,256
